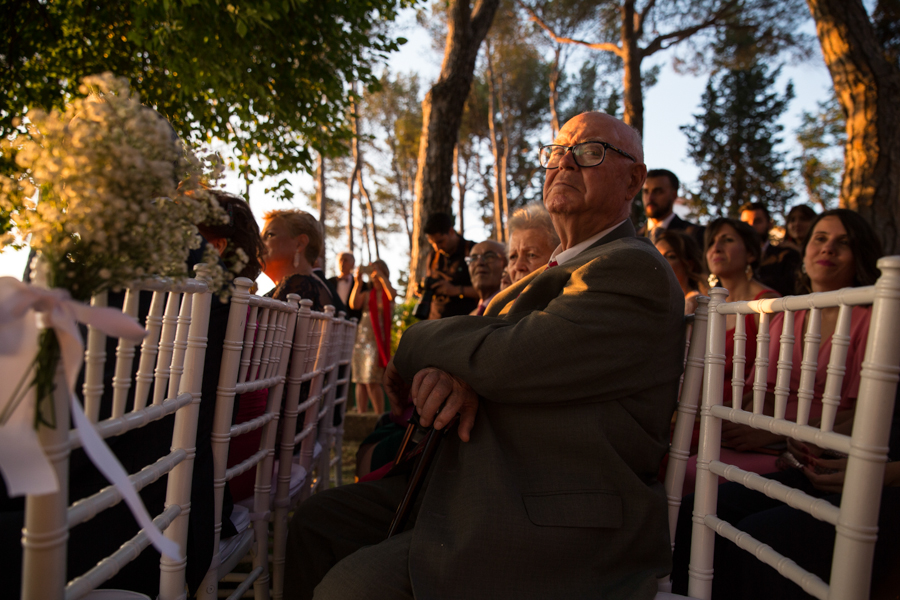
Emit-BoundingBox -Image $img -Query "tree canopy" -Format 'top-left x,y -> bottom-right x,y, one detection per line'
681,61 -> 795,219
520,0 -> 811,134
0,0 -> 414,196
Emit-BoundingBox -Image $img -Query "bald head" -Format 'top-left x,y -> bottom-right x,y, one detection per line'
542,112 -> 647,249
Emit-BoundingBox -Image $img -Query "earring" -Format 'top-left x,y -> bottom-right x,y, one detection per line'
708,273 -> 719,288
745,264 -> 753,281
801,261 -> 807,275
293,251 -> 301,268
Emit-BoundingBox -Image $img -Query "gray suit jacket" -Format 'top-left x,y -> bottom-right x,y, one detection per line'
393,220 -> 685,599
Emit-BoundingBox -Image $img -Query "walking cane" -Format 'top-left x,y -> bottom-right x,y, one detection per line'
387,412 -> 459,538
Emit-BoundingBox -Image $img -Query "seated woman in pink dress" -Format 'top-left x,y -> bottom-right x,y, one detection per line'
684,210 -> 884,495
681,218 -> 779,493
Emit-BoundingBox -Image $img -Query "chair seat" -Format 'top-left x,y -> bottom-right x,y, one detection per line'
219,504 -> 254,576
228,503 -> 252,533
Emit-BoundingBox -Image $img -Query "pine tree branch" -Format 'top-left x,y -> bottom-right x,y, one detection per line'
636,0 -> 659,38
642,0 -> 741,57
516,1 -> 623,56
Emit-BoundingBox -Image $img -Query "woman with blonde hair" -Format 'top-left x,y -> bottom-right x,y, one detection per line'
260,209 -> 333,310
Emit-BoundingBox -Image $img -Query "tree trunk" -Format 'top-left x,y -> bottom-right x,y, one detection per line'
408,0 -> 502,297
621,0 -> 645,135
346,161 -> 358,255
485,43 -> 504,241
498,70 -> 510,242
358,169 -> 380,260
549,45 -> 562,138
352,103 -> 379,260
454,143 -> 466,237
807,0 -> 900,254
316,152 -> 327,264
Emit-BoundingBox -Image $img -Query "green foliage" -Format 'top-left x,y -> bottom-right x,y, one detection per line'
873,0 -> 900,68
0,0 -> 416,197
391,297 -> 420,355
794,95 -> 846,209
681,61 -> 795,219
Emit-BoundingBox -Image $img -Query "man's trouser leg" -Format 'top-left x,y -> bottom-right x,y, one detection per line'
284,476 -> 410,600
314,529 -> 414,600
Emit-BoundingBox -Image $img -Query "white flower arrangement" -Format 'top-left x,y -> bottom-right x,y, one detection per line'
0,72 -> 232,429
0,72 -> 227,301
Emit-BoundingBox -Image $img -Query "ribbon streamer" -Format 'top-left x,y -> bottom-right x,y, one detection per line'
0,276 -> 182,561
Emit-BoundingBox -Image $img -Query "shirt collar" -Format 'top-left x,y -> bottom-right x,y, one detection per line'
548,218 -> 628,267
647,212 -> 676,232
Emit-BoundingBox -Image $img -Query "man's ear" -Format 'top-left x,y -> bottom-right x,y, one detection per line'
625,163 -> 648,199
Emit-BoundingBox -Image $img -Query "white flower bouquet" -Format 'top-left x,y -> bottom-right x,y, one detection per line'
1,72 -> 226,300
0,72 -> 226,427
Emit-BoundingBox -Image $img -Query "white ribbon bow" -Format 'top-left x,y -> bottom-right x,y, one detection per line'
0,276 -> 182,560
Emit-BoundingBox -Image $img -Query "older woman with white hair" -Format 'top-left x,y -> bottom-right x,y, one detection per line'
507,203 -> 560,283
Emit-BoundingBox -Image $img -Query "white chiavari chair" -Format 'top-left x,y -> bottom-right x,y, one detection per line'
315,307 -> 349,492
269,303 -> 335,600
305,307 -> 335,495
655,298 -> 710,595
20,276 -> 212,600
670,256 -> 900,600
197,279 -> 299,600
325,313 -> 357,488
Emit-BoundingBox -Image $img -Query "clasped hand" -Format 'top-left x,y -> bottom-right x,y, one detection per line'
384,360 -> 479,442
786,438 -> 848,493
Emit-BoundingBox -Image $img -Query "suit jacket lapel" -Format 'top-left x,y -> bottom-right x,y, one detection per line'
485,220 -> 637,317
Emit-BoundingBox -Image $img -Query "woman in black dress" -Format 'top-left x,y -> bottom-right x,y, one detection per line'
260,209 -> 333,310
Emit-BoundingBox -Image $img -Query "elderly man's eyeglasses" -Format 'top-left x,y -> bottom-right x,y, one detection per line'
465,251 -> 502,266
539,141 -> 636,169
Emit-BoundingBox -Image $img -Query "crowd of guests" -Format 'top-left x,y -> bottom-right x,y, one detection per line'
144,173 -> 900,598
4,109 -> 897,600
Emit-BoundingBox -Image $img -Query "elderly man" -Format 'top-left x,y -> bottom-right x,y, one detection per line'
284,112 -> 684,600
466,240 -> 507,315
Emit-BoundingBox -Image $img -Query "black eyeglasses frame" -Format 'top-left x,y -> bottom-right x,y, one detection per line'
539,141 -> 637,169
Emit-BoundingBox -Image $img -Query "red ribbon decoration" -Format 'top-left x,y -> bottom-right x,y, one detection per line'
368,283 -> 392,368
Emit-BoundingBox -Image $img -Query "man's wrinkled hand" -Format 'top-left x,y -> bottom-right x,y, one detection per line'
383,359 -> 410,418
410,368 -> 479,442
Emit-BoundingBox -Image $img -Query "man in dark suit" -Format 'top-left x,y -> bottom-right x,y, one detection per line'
639,168 -> 704,248
284,112 -> 685,600
740,202 -> 801,296
326,251 -> 360,321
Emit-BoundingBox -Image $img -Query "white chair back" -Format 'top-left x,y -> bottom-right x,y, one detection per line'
655,300 -> 710,595
325,313 -> 358,488
685,256 -> 900,600
21,277 -> 212,600
270,302 -> 337,600
309,307 -> 338,494
197,279 -> 299,600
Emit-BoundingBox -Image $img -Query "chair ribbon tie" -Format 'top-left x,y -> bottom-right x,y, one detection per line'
0,276 -> 182,560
